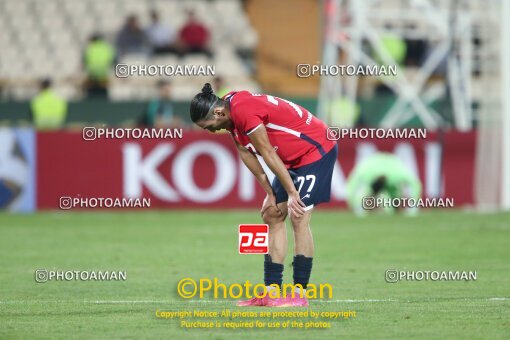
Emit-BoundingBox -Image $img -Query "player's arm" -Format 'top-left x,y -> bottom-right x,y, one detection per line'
231,134 -> 281,216
248,125 -> 305,216
231,134 -> 273,195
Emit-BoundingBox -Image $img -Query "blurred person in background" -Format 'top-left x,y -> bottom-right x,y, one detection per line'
179,10 -> 212,57
328,96 -> 361,128
372,24 -> 407,94
372,25 -> 407,66
346,152 -> 422,216
146,10 -> 180,55
140,80 -> 182,127
213,76 -> 230,98
83,33 -> 115,97
30,79 -> 67,130
116,15 -> 150,57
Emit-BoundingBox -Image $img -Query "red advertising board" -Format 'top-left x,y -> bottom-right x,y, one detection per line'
36,130 -> 476,209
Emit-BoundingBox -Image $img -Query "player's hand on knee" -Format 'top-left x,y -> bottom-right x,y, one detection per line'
260,193 -> 281,218
287,191 -> 306,217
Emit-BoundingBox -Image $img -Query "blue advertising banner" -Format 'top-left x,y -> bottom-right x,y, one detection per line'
0,128 -> 36,212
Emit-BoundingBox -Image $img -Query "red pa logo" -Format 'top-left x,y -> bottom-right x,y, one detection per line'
238,224 -> 269,254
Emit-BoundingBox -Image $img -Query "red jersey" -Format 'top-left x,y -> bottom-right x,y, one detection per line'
225,91 -> 336,169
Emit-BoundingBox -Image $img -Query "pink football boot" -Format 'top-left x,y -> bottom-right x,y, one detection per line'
237,297 -> 264,306
283,295 -> 309,307
237,295 -> 287,307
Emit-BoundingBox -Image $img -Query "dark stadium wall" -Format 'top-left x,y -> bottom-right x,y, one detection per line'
0,96 -> 453,128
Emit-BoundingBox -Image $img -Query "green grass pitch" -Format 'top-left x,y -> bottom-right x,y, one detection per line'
0,210 -> 509,339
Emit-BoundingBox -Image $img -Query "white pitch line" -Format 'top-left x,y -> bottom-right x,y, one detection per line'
167,298 -> 399,303
92,300 -> 169,304
1,297 -> 508,304
322,299 -> 396,303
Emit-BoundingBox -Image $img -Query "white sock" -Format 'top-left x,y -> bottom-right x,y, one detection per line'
265,285 -> 277,292
294,286 -> 306,297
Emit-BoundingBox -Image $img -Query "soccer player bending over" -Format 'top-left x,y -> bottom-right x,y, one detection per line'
190,84 -> 337,307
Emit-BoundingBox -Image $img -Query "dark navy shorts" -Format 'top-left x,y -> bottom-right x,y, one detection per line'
272,144 -> 338,210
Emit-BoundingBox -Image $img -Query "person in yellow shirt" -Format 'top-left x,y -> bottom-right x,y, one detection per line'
372,24 -> 407,94
213,76 -> 230,98
84,33 -> 115,97
329,96 -> 361,128
30,79 -> 67,130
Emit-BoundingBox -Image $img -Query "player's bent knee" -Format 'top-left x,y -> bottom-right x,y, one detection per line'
262,207 -> 287,225
290,210 -> 312,228
290,214 -> 303,226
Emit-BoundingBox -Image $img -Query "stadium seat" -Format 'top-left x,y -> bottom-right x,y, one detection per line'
0,0 -> 258,100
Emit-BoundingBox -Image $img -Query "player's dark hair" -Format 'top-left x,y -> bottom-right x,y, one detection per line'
40,78 -> 52,90
371,176 -> 387,195
190,83 -> 222,123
